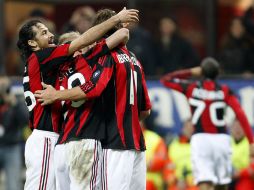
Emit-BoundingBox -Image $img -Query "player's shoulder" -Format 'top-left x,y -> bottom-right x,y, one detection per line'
217,83 -> 235,96
34,46 -> 61,62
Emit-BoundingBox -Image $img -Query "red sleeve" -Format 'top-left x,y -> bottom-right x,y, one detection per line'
160,69 -> 192,93
84,39 -> 110,67
80,55 -> 114,99
226,93 -> 254,143
141,69 -> 152,111
36,44 -> 71,72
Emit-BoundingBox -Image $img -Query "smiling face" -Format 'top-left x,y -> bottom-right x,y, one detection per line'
28,23 -> 55,51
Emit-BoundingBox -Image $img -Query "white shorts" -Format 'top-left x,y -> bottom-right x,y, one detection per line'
54,139 -> 102,190
101,149 -> 146,190
24,129 -> 59,190
190,133 -> 232,185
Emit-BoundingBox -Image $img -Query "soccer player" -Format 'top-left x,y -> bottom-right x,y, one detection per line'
52,27 -> 130,190
35,9 -> 152,190
17,8 -> 139,190
160,57 -> 254,190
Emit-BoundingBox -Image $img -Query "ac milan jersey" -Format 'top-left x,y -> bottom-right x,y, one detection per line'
160,69 -> 253,143
23,44 -> 71,133
80,46 -> 152,151
57,40 -> 110,144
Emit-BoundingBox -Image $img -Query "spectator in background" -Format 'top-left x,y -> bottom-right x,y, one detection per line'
127,22 -> 157,76
167,119 -> 197,190
230,119 -> 254,190
155,17 -> 200,75
0,77 -> 28,190
218,17 -> 254,76
61,6 -> 96,33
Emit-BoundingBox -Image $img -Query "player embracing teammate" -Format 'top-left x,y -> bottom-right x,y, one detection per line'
18,6 -> 151,190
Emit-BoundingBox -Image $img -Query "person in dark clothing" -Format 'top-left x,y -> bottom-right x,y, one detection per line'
0,77 -> 28,190
218,17 -> 254,75
61,6 -> 96,34
155,17 -> 200,75
127,22 -> 158,76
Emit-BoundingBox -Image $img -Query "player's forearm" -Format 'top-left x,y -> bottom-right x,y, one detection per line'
106,28 -> 129,49
68,15 -> 120,55
160,69 -> 192,82
55,87 -> 87,101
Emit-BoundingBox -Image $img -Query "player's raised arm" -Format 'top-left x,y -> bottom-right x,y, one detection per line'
68,8 -> 138,55
160,67 -> 200,93
105,28 -> 129,49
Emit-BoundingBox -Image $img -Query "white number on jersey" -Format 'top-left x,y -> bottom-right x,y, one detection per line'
189,98 -> 226,127
130,69 -> 137,105
23,74 -> 36,112
62,72 -> 86,108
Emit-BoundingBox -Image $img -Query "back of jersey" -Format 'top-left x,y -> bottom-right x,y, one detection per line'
186,79 -> 230,134
101,46 -> 146,151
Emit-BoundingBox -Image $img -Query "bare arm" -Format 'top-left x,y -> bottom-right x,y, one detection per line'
106,28 -> 129,49
35,83 -> 85,106
68,8 -> 138,55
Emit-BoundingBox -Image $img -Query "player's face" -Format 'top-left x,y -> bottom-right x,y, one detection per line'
32,23 -> 56,50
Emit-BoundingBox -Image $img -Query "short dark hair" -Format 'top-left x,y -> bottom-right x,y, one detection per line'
201,57 -> 220,80
17,20 -> 42,61
92,9 -> 121,37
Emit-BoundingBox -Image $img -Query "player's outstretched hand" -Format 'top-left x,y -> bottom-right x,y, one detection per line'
34,82 -> 57,106
116,7 -> 139,23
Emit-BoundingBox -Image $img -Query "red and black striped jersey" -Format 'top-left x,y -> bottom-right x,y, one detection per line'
57,40 -> 110,144
160,69 -> 254,143
80,46 -> 152,151
23,44 -> 71,133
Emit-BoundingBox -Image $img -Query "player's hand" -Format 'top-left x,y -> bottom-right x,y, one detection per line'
250,143 -> 254,157
190,67 -> 202,77
116,7 -> 139,23
34,82 -> 57,106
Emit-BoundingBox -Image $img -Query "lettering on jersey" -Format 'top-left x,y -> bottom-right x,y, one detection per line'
59,66 -> 75,81
130,56 -> 141,69
192,88 -> 224,100
117,54 -> 131,63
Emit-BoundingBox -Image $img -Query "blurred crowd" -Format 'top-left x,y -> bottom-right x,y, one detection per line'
4,4 -> 254,77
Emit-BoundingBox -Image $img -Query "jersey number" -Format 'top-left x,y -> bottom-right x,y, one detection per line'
23,76 -> 36,112
189,98 -> 226,127
130,69 -> 137,105
61,73 -> 86,108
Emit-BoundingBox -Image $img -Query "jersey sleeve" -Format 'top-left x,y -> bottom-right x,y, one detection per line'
83,39 -> 110,68
225,89 -> 254,143
160,69 -> 192,93
79,55 -> 114,99
36,43 -> 71,73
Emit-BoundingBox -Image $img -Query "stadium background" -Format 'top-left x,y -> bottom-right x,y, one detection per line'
1,0 -> 254,190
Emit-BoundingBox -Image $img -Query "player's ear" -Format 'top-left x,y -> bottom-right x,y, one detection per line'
28,40 -> 38,49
